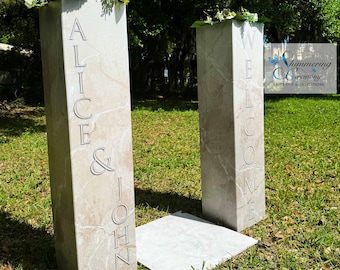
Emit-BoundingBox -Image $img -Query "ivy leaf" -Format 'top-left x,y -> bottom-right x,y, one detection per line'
190,21 -> 209,28
258,16 -> 271,23
233,14 -> 247,22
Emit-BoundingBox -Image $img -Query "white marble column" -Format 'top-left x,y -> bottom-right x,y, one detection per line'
196,20 -> 265,232
40,1 -> 136,269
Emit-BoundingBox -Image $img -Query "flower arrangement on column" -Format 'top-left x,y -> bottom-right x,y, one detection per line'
24,0 -> 129,9
191,7 -> 270,28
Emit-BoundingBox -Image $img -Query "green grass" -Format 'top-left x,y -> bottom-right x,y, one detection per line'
0,96 -> 339,269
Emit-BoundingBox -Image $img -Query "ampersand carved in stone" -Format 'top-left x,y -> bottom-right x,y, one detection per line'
90,147 -> 114,175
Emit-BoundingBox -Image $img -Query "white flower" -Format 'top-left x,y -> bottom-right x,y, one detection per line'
24,0 -> 34,8
215,11 -> 225,22
204,15 -> 213,24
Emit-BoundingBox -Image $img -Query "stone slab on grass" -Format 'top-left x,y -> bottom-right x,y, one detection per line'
136,211 -> 258,270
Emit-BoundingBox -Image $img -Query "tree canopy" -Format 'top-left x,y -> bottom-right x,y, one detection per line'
0,0 -> 339,102
0,0 -> 42,102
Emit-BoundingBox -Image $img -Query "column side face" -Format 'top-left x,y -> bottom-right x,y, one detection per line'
41,1 -> 136,269
197,21 -> 238,229
40,2 -> 78,269
61,1 -> 136,269
232,21 -> 265,231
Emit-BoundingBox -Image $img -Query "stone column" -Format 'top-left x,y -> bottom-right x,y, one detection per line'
39,1 -> 136,269
196,20 -> 265,232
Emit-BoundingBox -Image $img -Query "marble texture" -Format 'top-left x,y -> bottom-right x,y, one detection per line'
136,212 -> 258,270
40,1 -> 136,269
196,20 -> 265,232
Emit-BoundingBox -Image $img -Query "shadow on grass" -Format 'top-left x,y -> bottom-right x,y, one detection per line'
135,188 -> 202,218
264,93 -> 340,102
0,189 -> 201,269
0,212 -> 57,269
132,99 -> 198,112
264,94 -> 340,115
0,107 -> 46,139
132,95 -> 340,112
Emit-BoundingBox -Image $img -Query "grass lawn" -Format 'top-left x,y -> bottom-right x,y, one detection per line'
0,95 -> 339,269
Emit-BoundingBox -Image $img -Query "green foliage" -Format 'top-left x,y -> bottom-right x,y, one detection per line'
0,33 -> 13,44
24,0 -> 129,9
1,0 -> 338,100
0,0 -> 40,48
128,0 -> 338,97
0,0 -> 43,103
23,0 -> 48,9
312,0 -> 340,43
229,0 -> 337,43
191,7 -> 270,28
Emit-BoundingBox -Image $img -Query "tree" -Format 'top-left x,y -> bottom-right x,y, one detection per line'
312,0 -> 340,43
1,0 -> 338,101
127,0 -> 231,98
0,0 -> 43,103
127,0 -> 339,97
